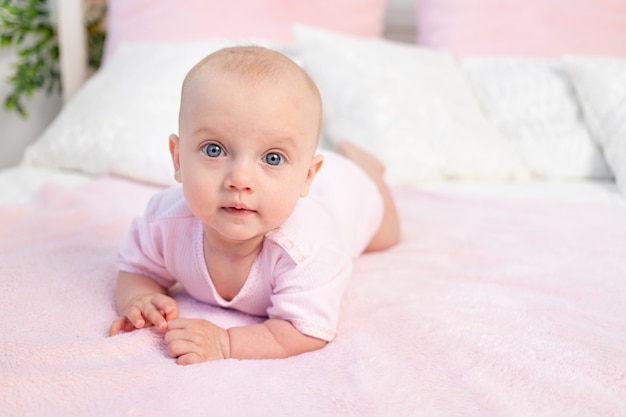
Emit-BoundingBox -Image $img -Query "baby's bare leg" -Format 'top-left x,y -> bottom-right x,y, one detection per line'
336,141 -> 400,252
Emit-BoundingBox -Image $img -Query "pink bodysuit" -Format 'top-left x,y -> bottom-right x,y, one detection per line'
118,150 -> 383,341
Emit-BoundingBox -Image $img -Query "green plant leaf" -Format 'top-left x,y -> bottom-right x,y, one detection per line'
1,0 -> 106,118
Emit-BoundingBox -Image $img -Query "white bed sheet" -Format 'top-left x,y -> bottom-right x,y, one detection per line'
0,166 -> 92,205
417,178 -> 625,205
1,165 -> 623,207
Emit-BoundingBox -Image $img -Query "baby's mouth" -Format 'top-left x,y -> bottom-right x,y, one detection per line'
223,205 -> 256,217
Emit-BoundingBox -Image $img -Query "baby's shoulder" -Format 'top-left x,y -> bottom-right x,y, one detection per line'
143,186 -> 193,222
265,197 -> 337,261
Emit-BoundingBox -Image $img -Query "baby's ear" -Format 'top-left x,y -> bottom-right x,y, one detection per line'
300,154 -> 324,197
169,134 -> 182,183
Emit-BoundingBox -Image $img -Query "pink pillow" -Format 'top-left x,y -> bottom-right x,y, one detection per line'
104,0 -> 388,60
416,0 -> 626,57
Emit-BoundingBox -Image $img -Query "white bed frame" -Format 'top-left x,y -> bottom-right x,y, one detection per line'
57,0 -> 88,103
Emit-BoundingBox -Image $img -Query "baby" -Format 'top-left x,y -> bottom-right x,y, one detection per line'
109,45 -> 400,365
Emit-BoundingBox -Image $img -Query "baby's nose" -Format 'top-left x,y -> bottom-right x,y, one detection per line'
225,161 -> 255,191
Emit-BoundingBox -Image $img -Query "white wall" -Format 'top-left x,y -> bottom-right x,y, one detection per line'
0,48 -> 63,169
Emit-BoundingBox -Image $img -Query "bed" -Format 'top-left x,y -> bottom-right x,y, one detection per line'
1,0 -> 625,415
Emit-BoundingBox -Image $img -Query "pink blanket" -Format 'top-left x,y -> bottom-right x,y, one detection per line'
1,177 -> 625,416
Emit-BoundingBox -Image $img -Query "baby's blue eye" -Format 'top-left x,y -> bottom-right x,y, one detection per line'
263,152 -> 284,166
202,143 -> 223,158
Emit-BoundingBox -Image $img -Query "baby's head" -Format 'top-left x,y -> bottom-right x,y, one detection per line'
178,45 -> 322,154
169,46 -> 325,243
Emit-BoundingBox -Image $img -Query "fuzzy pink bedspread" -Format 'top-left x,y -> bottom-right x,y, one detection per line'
1,177 -> 625,416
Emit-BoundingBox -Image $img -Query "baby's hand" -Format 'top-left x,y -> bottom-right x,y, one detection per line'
109,293 -> 179,336
164,318 -> 230,365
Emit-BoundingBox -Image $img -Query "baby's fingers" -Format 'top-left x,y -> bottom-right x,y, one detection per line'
109,317 -> 124,336
109,316 -> 140,336
143,309 -> 167,331
109,305 -> 147,336
151,294 -> 180,321
109,294 -> 177,336
142,297 -> 174,331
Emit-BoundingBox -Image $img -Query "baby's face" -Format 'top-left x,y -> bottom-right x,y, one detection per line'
170,68 -> 322,246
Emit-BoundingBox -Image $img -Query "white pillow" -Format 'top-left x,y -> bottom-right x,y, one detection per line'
564,56 -> 626,195
462,57 -> 611,179
294,26 -> 529,184
24,41 -> 261,186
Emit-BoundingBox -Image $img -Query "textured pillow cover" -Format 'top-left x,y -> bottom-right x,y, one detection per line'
294,26 -> 529,185
415,0 -> 626,58
564,56 -> 626,195
461,57 -> 611,179
104,0 -> 389,60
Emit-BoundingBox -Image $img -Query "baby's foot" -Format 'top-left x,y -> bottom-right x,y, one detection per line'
335,141 -> 385,181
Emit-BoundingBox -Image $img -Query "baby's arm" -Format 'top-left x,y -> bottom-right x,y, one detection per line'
164,318 -> 326,365
229,319 -> 328,358
109,271 -> 179,336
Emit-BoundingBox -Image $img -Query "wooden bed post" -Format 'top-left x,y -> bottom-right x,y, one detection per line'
58,0 -> 88,103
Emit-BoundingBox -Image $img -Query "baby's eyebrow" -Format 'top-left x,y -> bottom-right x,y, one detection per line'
261,133 -> 298,149
191,126 -> 217,137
